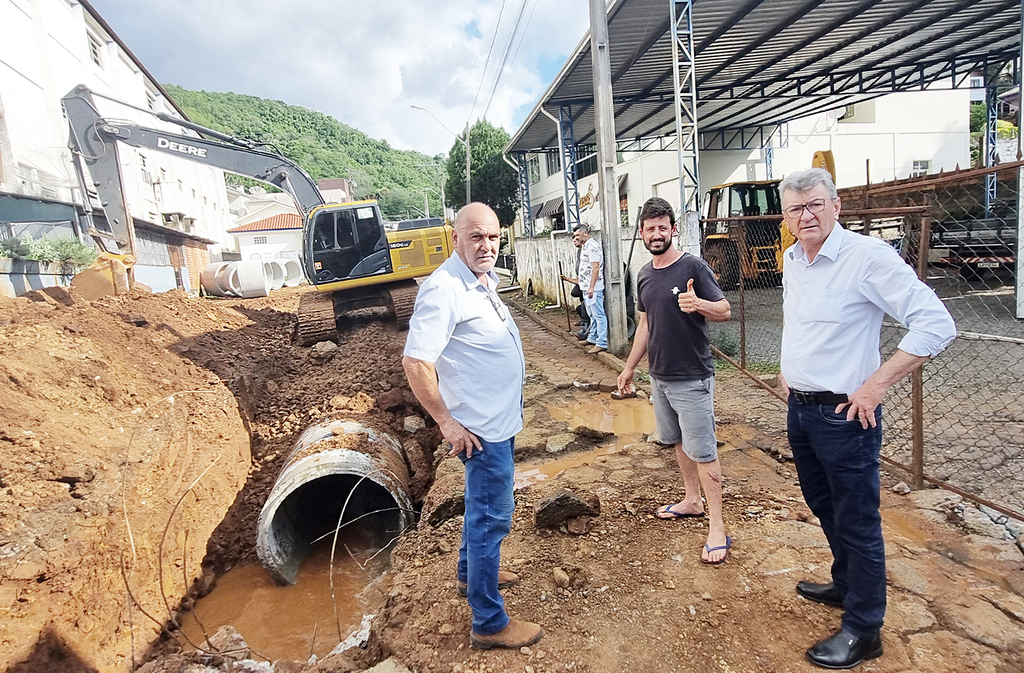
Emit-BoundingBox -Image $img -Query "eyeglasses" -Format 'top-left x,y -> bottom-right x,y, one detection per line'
486,288 -> 508,321
783,199 -> 830,219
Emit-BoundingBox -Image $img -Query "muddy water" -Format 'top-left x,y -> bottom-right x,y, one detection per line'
181,537 -> 388,662
545,396 -> 655,436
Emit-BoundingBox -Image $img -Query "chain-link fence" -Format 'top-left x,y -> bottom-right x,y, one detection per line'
703,164 -> 1024,520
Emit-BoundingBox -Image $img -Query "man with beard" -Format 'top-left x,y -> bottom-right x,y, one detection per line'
616,197 -> 733,563
403,203 -> 542,649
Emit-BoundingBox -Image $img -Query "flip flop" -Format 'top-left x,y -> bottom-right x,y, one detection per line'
701,535 -> 733,564
656,504 -> 706,519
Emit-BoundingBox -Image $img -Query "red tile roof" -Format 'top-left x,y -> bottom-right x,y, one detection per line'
227,213 -> 301,233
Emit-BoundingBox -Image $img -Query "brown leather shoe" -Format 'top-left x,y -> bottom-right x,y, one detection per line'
470,618 -> 543,650
457,569 -> 520,597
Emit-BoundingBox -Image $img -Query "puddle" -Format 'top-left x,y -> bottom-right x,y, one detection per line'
514,444 -> 623,490
180,536 -> 389,661
545,396 -> 655,436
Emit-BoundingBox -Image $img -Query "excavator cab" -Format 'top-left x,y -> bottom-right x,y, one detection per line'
307,201 -> 391,283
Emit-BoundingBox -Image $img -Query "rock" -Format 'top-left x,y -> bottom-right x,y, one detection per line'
330,395 -> 350,408
665,579 -> 676,590
598,379 -> 618,393
546,433 -> 584,454
378,388 -> 417,412
207,625 -> 249,661
1006,517 -> 1024,540
961,535 -> 1024,563
572,380 -> 598,391
420,473 -> 465,527
232,661 -> 272,673
566,516 -> 594,535
886,557 -> 942,599
271,660 -> 305,673
364,657 -> 412,673
887,595 -> 936,632
758,373 -> 779,387
403,415 -> 426,433
907,488 -> 961,511
960,506 -> 1011,540
123,314 -> 149,327
571,425 -> 614,441
553,567 -> 570,588
310,652 -> 360,672
534,488 -> 600,528
892,482 -> 912,495
979,504 -> 1009,526
22,289 -> 58,305
941,596 -> 1024,648
906,632 -> 1003,671
310,341 -> 338,364
41,285 -> 75,306
439,623 -> 455,635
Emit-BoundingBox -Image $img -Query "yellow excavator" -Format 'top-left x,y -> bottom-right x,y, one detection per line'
62,85 -> 452,344
700,151 -> 835,288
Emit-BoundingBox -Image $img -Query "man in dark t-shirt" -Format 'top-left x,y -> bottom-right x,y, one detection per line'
617,197 -> 733,563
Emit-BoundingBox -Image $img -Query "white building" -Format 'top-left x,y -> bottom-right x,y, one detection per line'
0,0 -> 235,279
227,213 -> 302,262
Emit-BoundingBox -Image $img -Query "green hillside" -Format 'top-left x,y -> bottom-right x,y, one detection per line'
163,85 -> 445,219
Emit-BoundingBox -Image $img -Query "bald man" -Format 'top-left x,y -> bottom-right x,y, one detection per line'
403,203 -> 543,650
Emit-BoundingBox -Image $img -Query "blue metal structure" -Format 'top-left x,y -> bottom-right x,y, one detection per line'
559,104 -> 582,232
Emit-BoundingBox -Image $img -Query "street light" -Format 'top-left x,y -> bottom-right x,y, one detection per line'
411,105 -> 470,205
418,163 -> 447,219
424,186 -> 443,219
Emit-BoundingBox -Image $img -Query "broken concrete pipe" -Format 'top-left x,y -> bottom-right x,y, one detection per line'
256,419 -> 415,585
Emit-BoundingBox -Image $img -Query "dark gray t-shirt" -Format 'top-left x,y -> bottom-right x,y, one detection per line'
636,252 -> 726,380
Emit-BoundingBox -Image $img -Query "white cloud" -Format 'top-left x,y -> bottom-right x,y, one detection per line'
87,0 -> 590,156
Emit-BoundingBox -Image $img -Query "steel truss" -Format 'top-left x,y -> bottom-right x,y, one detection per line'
559,105 -> 582,232
515,152 -> 534,236
670,0 -> 700,214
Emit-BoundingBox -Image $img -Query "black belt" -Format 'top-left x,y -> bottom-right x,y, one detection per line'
791,389 -> 849,405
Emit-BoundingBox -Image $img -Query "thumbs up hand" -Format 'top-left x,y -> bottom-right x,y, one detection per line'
678,278 -> 701,313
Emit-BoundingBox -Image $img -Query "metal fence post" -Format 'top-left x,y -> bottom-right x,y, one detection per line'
911,214 -> 932,489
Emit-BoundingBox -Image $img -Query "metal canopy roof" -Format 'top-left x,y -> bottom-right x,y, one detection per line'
507,0 -> 1021,154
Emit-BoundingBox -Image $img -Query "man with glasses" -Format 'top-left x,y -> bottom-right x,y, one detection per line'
778,168 -> 955,668
403,202 -> 542,650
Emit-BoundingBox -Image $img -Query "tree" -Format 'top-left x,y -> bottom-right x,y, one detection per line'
444,120 -> 519,225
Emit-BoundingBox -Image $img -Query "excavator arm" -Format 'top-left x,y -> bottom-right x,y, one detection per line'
62,84 -> 325,256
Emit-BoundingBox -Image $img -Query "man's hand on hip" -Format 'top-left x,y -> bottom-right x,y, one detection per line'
442,418 -> 484,458
587,288 -> 595,299
839,382 -> 885,429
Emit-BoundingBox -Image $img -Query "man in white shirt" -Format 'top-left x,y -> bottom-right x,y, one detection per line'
402,202 -> 542,650
574,224 -> 608,353
778,169 -> 955,669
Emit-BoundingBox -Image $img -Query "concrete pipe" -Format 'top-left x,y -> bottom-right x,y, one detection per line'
219,263 -> 242,296
235,260 -> 270,298
256,418 -> 414,585
264,261 -> 286,291
200,263 -> 232,296
282,259 -> 303,287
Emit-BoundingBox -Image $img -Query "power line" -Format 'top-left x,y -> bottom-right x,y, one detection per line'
483,0 -> 533,119
468,0 -> 509,126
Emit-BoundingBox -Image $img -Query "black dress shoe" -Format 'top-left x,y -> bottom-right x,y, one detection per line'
796,580 -> 845,608
807,627 -> 883,669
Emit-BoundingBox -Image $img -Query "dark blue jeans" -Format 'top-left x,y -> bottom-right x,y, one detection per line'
788,395 -> 885,638
457,437 -> 515,635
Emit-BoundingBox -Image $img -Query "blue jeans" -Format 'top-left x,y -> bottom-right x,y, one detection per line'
585,289 -> 607,348
788,395 -> 885,638
457,437 -> 515,635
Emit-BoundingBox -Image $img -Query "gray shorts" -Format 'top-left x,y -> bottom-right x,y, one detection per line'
651,375 -> 718,463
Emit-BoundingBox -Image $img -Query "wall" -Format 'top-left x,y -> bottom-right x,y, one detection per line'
237,230 -> 302,261
0,257 -> 68,297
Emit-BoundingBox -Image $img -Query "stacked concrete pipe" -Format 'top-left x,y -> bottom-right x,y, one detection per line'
282,259 -> 302,287
200,260 -> 300,298
256,419 -> 414,585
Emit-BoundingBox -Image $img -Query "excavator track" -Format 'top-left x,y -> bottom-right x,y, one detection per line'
387,280 -> 420,330
296,291 -> 339,345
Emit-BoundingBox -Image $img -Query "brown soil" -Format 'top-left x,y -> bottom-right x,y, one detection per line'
2,285 -> 1022,673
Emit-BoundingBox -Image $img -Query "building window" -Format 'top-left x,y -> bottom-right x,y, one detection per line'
253,236 -> 268,245
545,152 -> 560,177
178,180 -> 183,191
911,160 -> 930,178
139,155 -> 151,184
146,88 -> 158,110
87,32 -> 104,67
528,155 -> 540,184
576,145 -> 598,178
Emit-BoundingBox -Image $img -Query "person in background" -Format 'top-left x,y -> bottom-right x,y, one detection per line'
403,202 -> 542,650
574,223 -> 607,354
617,197 -> 733,564
778,168 -> 955,669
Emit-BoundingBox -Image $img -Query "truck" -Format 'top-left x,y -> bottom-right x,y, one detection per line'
62,85 -> 453,344
930,216 -> 1017,281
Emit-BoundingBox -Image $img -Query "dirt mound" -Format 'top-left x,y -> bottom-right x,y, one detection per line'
0,287 -> 434,672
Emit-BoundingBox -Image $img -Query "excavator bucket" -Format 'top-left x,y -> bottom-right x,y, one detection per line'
70,252 -> 135,301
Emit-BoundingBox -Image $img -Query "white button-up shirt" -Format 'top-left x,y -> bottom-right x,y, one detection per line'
403,253 -> 525,442
578,237 -> 604,292
781,224 -> 956,395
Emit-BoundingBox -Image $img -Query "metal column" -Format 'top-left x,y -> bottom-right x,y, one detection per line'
559,104 -> 581,232
515,152 -> 534,237
765,144 -> 774,180
985,74 -> 998,215
1018,2 -> 1024,319
670,0 -> 701,255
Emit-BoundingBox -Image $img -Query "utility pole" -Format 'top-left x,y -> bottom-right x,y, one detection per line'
589,0 -> 628,355
424,188 -> 430,218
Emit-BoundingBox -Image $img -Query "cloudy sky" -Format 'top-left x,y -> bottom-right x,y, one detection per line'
87,0 -> 591,157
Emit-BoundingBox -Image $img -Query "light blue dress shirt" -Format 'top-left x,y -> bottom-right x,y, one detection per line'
781,224 -> 956,395
403,253 -> 525,442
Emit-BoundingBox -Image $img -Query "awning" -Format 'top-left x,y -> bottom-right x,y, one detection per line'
538,197 -> 565,218
530,202 -> 544,219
